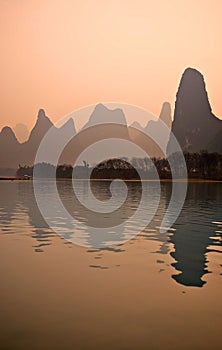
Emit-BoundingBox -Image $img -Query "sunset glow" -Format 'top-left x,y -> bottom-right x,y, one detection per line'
1,0 -> 222,130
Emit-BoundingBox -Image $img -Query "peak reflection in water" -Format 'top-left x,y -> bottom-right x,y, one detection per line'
168,182 -> 222,287
0,181 -> 55,252
0,180 -> 221,286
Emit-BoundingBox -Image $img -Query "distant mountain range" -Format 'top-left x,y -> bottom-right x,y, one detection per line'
0,102 -> 171,172
0,67 -> 221,174
0,109 -> 76,170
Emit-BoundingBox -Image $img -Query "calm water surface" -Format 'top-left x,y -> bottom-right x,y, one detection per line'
0,180 -> 221,350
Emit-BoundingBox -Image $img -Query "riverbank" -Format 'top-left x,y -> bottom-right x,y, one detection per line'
0,177 -> 31,181
0,177 -> 221,182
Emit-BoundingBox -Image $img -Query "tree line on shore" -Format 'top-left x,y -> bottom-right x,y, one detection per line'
16,151 -> 222,180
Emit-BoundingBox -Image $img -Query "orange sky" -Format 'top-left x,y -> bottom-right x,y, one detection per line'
0,0 -> 222,131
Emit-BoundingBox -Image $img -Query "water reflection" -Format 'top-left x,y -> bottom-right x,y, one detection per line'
169,183 -> 222,287
0,181 -> 55,252
0,180 -> 221,286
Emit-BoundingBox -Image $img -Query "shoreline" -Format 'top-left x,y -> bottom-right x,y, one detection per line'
0,177 -> 221,183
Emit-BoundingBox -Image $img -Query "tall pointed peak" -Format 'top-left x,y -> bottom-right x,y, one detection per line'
60,118 -> 76,134
37,109 -> 46,119
28,109 -> 53,143
179,67 -> 206,90
34,108 -> 53,127
175,67 -> 212,122
183,67 -> 203,77
168,67 -> 222,154
61,117 -> 74,128
159,102 -> 171,127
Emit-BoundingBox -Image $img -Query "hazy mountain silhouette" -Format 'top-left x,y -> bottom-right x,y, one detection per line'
0,109 -> 76,169
144,101 -> 172,139
168,67 -> 222,153
0,126 -> 19,147
28,109 -> 53,144
18,109 -> 54,165
157,101 -> 172,128
13,123 -> 29,143
1,67 -> 222,171
1,105 -> 134,169
0,126 -> 21,169
129,102 -> 172,157
82,103 -> 128,130
130,121 -> 143,131
61,104 -> 133,166
76,103 -> 170,165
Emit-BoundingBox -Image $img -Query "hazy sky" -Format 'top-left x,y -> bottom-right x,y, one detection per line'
0,0 -> 222,130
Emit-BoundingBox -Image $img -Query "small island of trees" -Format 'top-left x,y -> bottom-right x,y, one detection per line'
16,151 -> 222,181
